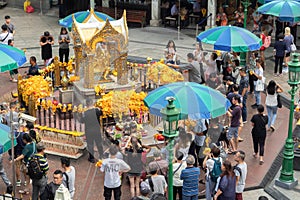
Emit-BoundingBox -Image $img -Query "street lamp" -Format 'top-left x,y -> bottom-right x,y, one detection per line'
161,96 -> 180,200
275,53 -> 300,189
240,0 -> 251,67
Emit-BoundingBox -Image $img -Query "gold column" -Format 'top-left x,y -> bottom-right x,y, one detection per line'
53,56 -> 61,88
74,45 -> 82,76
84,54 -> 95,89
117,53 -> 129,85
28,94 -> 36,117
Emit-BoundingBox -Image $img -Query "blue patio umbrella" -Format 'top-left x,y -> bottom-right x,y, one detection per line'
196,25 -> 262,52
0,44 -> 27,73
58,10 -> 114,30
0,123 -> 16,154
257,0 -> 300,23
144,82 -> 231,120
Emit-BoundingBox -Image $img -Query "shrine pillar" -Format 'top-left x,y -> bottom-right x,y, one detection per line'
116,53 -> 128,85
74,45 -> 82,76
84,53 -> 95,89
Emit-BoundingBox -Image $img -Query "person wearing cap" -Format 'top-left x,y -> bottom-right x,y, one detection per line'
40,31 -> 54,66
0,24 -> 13,45
3,15 -> 15,35
30,143 -> 49,200
137,181 -> 150,200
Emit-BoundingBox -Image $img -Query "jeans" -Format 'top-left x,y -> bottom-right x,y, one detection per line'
183,194 -> 198,200
252,135 -> 266,156
32,175 -> 48,200
274,56 -> 284,74
59,48 -> 69,63
205,176 -> 217,200
254,90 -> 261,105
0,154 -> 11,186
173,186 -> 183,200
266,105 -> 278,128
103,185 -> 121,200
242,94 -> 248,122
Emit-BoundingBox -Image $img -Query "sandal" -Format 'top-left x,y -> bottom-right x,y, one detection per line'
253,153 -> 258,158
259,160 -> 264,165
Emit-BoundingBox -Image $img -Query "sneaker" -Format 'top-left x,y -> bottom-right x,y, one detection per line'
16,180 -> 21,187
243,121 -> 247,124
12,79 -> 17,83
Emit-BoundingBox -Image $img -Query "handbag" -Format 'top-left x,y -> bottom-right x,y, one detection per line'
291,43 -> 297,52
277,94 -> 282,108
255,77 -> 265,92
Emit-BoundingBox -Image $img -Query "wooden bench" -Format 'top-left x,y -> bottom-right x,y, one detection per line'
126,10 -> 146,28
189,14 -> 201,24
97,7 -> 122,19
164,16 -> 177,27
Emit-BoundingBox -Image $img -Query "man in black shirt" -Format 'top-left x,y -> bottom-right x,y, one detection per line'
82,98 -> 103,163
238,68 -> 249,123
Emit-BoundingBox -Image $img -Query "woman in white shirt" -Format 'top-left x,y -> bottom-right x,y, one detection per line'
265,80 -> 283,131
251,58 -> 264,107
193,42 -> 205,83
203,52 -> 218,81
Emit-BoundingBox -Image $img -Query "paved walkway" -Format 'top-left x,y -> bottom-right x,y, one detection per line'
0,6 -> 299,200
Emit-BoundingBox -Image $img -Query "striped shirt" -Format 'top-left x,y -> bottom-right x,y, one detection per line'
180,166 -> 200,196
33,153 -> 49,174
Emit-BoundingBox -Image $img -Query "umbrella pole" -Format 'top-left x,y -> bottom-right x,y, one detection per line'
114,0 -> 117,19
10,111 -> 16,197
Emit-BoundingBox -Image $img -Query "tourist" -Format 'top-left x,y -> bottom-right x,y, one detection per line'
193,42 -> 205,83
234,150 -> 248,200
248,52 -> 259,94
273,34 -> 287,76
0,24 -> 13,44
82,98 -> 103,163
173,153 -> 187,200
31,144 -> 49,200
125,134 -> 150,198
0,154 -> 11,188
174,127 -> 192,160
26,122 -> 41,144
234,6 -> 244,23
100,145 -> 131,200
0,185 -> 13,200
40,170 -> 69,200
164,40 -> 177,64
251,105 -> 268,165
224,76 -> 235,96
202,52 -> 218,81
167,53 -> 202,84
138,181 -> 150,200
180,155 -> 200,200
3,15 -> 15,35
58,27 -> 70,63
214,160 -> 236,200
206,73 -> 223,92
171,1 -> 179,18
251,57 -> 264,108
226,95 -> 242,153
40,31 -> 54,66
8,39 -> 19,82
11,133 -> 36,195
284,27 -> 294,66
203,145 -> 222,200
216,7 -> 228,26
146,165 -> 168,197
238,67 -> 249,123
149,150 -> 168,177
259,27 -> 268,64
265,80 -> 283,132
61,157 -> 76,199
27,56 -> 40,77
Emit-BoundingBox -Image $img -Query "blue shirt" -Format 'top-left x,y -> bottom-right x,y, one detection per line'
180,166 -> 200,196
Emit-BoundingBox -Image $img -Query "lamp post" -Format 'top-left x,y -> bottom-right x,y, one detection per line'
161,96 -> 180,200
240,0 -> 251,67
275,53 -> 300,189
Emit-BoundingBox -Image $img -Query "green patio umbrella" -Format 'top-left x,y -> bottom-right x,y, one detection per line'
0,123 -> 16,154
257,0 -> 300,23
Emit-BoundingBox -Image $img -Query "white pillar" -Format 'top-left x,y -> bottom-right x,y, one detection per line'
206,0 -> 217,29
150,0 -> 161,27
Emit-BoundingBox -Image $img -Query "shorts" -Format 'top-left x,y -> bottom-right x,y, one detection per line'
127,172 -> 142,177
227,127 -> 239,140
286,52 -> 291,57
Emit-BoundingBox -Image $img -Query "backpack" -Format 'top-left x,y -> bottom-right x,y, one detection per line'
263,36 -> 271,48
27,155 -> 43,179
210,158 -> 222,182
233,164 -> 242,177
